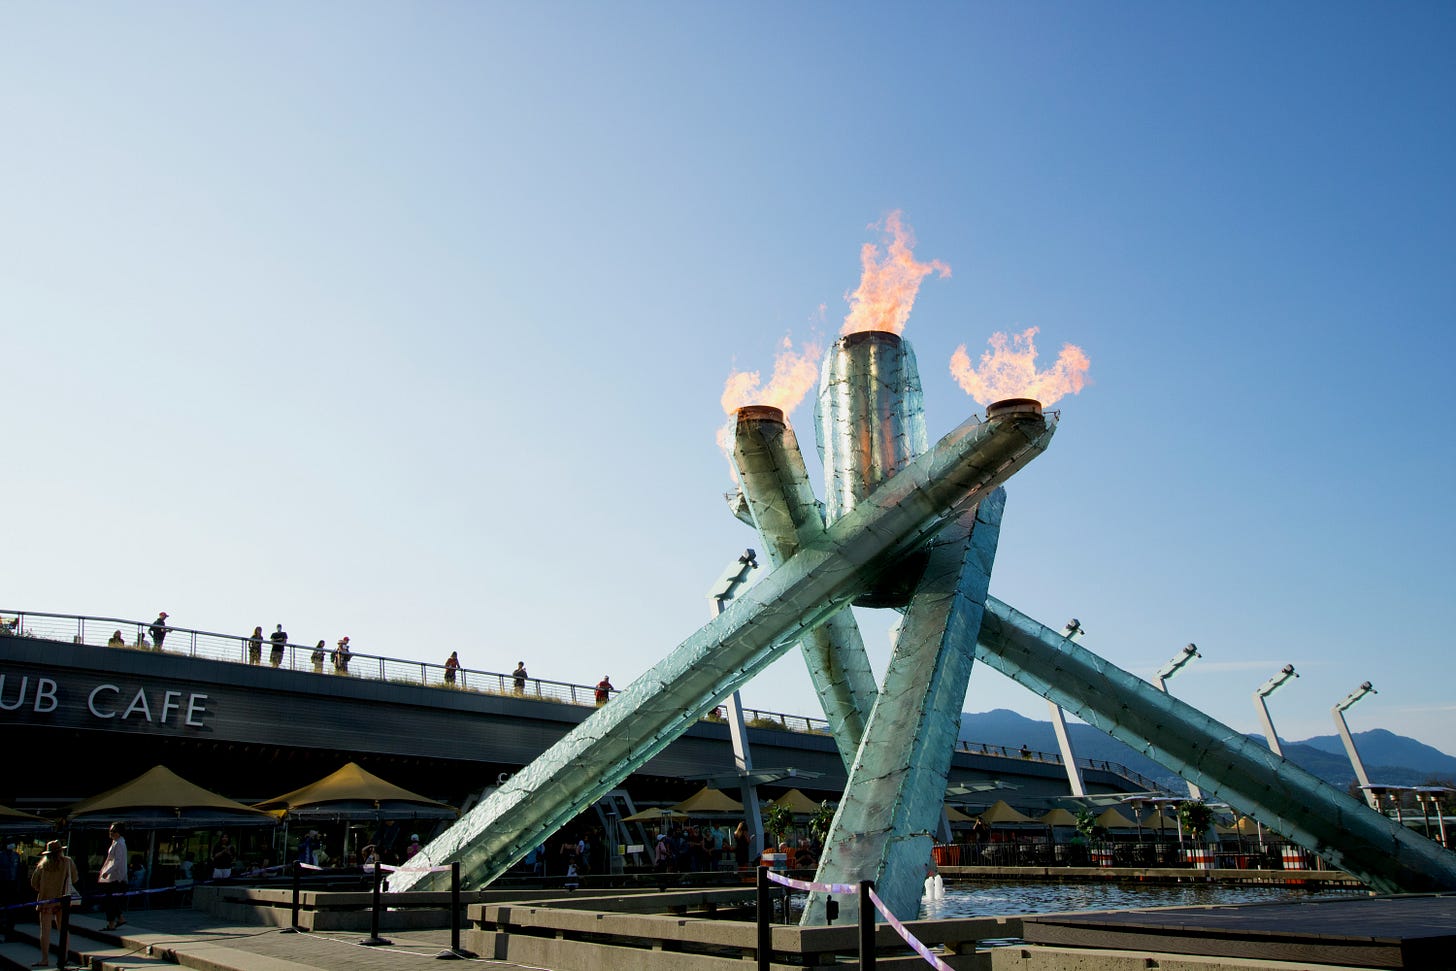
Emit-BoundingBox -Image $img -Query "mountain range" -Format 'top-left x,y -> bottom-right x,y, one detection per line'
959,709 -> 1456,795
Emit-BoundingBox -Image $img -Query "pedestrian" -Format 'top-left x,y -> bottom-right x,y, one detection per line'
406,834 -> 422,859
269,624 -> 288,668
444,651 -> 460,686
247,627 -> 263,665
98,822 -> 128,930
0,838 -> 19,939
149,611 -> 169,651
594,675 -> 613,705
512,661 -> 528,694
733,821 -> 751,870
29,840 -> 79,966
334,637 -> 351,674
106,629 -> 125,649
310,640 -> 326,674
297,832 -> 318,867
210,834 -> 235,879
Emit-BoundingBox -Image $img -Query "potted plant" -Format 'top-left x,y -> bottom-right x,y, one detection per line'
1177,800 -> 1216,868
763,803 -> 794,867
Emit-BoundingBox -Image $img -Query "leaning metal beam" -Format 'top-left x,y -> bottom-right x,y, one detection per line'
804,489 -> 1006,925
392,405 -> 1056,891
733,406 -> 879,767
973,599 -> 1456,893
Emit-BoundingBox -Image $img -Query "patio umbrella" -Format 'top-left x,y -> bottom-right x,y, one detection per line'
622,807 -> 688,824
767,789 -> 824,815
672,786 -> 744,816
65,766 -> 273,829
0,803 -> 50,835
979,800 -> 1036,824
1093,807 -> 1139,830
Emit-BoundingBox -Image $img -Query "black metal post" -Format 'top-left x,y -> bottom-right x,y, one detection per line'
280,861 -> 303,933
755,865 -> 771,971
58,894 -> 73,971
435,861 -> 476,959
858,879 -> 875,971
358,862 -> 392,946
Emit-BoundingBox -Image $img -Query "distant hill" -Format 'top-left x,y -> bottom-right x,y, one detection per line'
958,709 -> 1456,795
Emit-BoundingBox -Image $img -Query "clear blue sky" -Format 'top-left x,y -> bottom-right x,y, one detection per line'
4,4 -> 1453,755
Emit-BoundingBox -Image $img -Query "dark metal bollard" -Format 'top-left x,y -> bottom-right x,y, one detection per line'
358,863 -> 392,946
756,865 -> 771,971
859,879 -> 875,971
435,861 -> 476,960
280,861 -> 304,933
58,894 -> 73,971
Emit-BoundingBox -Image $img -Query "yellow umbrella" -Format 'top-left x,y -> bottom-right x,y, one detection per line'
673,786 -> 745,815
979,800 -> 1037,824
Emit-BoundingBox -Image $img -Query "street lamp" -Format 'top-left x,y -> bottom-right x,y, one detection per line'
1043,620 -> 1090,797
1253,664 -> 1298,758
1333,681 -> 1378,808
707,550 -> 766,855
1155,643 -> 1203,800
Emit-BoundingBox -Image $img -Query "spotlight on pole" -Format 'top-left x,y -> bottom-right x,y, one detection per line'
1063,619 -> 1085,640
1154,643 -> 1203,799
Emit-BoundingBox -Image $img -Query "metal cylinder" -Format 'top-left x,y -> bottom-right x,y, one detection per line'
815,332 -> 927,526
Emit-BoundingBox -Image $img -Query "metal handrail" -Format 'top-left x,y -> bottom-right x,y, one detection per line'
0,608 -> 1162,790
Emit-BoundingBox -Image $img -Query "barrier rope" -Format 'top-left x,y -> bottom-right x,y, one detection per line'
866,885 -> 954,971
763,870 -> 857,896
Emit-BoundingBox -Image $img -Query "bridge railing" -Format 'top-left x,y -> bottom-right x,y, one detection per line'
0,608 -> 1163,791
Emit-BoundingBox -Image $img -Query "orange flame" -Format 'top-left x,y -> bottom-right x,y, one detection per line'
949,327 -> 1090,407
717,335 -> 823,463
841,211 -> 949,336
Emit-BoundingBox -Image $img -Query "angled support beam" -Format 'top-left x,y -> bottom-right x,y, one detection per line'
733,406 -> 879,768
804,488 -> 1006,924
973,600 -> 1456,894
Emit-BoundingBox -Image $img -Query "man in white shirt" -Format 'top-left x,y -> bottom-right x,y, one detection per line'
98,822 -> 128,931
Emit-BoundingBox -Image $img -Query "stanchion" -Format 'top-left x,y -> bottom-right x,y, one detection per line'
358,863 -> 392,946
858,879 -> 875,971
57,894 -> 73,971
755,865 -> 771,971
280,861 -> 304,933
435,862 -> 476,960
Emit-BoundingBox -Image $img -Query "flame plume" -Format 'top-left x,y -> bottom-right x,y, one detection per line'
841,211 -> 949,336
949,327 -> 1090,407
717,335 -> 823,466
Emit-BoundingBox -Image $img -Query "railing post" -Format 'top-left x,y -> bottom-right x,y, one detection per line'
858,879 -> 875,971
280,861 -> 304,932
59,892 -> 73,970
358,862 -> 392,946
434,859 -> 475,959
756,865 -> 771,971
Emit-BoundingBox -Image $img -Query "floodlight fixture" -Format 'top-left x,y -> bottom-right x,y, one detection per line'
1255,664 -> 1299,699
1063,618 -> 1085,640
1155,643 -> 1201,683
1335,681 -> 1377,713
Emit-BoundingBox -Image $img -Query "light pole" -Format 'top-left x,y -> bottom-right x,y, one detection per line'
707,549 -> 766,857
1155,643 -> 1203,800
1253,664 -> 1298,758
1044,620 -> 1089,797
1334,682 -> 1378,808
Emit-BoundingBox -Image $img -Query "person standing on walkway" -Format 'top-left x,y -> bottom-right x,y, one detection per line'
310,640 -> 327,674
30,840 -> 78,966
246,627 -> 264,665
106,630 -> 125,649
149,612 -> 169,651
333,636 -> 351,674
594,675 -> 613,705
269,625 -> 288,668
98,822 -> 128,931
210,834 -> 235,880
444,651 -> 460,686
512,661 -> 528,694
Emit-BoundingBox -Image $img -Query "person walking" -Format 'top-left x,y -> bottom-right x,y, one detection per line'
29,840 -> 79,967
269,624 -> 288,668
247,627 -> 264,665
444,651 -> 460,686
512,661 -> 528,694
98,822 -> 128,931
149,612 -> 169,651
594,675 -> 614,705
310,640 -> 327,674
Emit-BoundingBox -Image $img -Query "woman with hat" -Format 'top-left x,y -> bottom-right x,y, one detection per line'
29,840 -> 78,967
